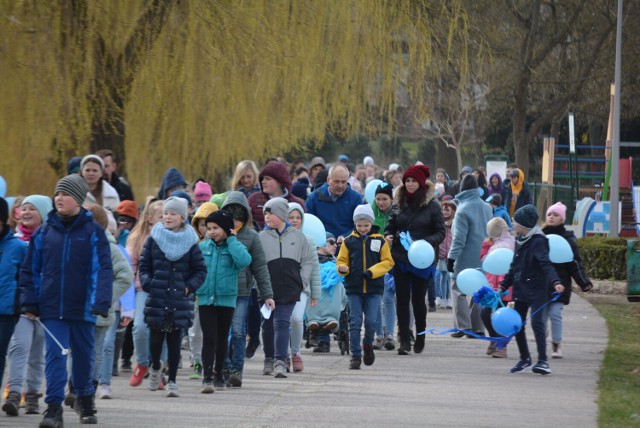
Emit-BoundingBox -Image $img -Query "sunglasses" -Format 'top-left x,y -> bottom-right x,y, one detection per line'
326,239 -> 337,245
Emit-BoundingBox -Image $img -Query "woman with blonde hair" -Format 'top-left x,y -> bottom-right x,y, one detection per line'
231,160 -> 260,197
125,196 -> 164,388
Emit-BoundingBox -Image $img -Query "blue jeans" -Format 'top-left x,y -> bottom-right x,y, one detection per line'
542,301 -> 563,344
262,303 -> 295,363
225,296 -> 249,373
133,290 -> 150,367
100,311 -> 120,385
0,315 -> 18,390
375,286 -> 396,337
347,293 -> 381,358
93,325 -> 109,382
436,269 -> 451,301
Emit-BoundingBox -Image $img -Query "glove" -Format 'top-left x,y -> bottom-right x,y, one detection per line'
446,258 -> 455,273
362,270 -> 373,280
91,309 -> 109,318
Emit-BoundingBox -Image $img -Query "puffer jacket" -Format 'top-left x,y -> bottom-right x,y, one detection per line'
20,208 -> 113,322
139,224 -> 207,329
97,230 -> 134,327
197,235 -> 252,308
248,162 -> 305,228
385,181 -> 445,265
0,228 -> 27,315
337,226 -> 394,295
221,191 -> 273,300
542,224 -> 592,304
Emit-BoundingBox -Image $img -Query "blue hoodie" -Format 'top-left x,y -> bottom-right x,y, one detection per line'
493,205 -> 513,228
0,228 -> 27,315
157,167 -> 188,200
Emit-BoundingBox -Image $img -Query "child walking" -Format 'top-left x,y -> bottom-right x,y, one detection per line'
541,202 -> 593,358
337,204 -> 394,369
498,205 -> 563,375
139,196 -> 207,397
437,198 -> 456,309
197,210 -> 251,393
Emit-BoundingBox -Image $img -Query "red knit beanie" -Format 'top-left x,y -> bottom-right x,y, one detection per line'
402,165 -> 431,189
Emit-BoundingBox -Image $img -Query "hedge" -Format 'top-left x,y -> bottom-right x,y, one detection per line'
576,237 -> 628,281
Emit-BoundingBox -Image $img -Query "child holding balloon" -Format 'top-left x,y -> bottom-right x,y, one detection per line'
541,202 -> 592,359
498,205 -> 563,375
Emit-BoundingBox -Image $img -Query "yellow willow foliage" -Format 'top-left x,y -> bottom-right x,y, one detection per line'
0,0 -> 468,197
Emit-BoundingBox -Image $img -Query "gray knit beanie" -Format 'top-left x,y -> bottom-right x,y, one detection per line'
55,174 -> 89,206
163,196 -> 188,220
263,197 -> 289,222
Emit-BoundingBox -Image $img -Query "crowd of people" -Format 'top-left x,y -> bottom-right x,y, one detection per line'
0,151 -> 593,427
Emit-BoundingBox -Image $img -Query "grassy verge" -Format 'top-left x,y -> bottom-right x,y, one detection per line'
584,294 -> 640,427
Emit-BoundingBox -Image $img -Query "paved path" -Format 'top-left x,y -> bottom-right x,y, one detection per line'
1,294 -> 606,427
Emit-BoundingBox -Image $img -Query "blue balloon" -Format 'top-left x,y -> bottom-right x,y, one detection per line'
0,176 -> 6,197
303,213 -> 327,248
482,248 -> 514,275
408,240 -> 435,269
456,268 -> 489,295
364,179 -> 383,204
548,234 -> 573,263
4,196 -> 16,210
491,307 -> 523,337
477,187 -> 484,197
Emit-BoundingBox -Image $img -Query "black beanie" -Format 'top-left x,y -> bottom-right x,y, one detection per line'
0,197 -> 8,225
513,204 -> 539,229
375,182 -> 393,198
205,210 -> 235,237
460,174 -> 478,192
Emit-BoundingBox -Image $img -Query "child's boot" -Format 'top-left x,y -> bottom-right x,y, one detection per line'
24,391 -> 41,414
40,403 -> 63,428
2,390 -> 21,416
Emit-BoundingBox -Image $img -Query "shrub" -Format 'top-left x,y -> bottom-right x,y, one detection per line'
576,237 -> 628,281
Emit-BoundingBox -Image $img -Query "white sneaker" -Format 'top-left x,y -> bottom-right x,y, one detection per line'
552,342 -> 563,359
166,381 -> 179,397
97,384 -> 112,399
435,297 -> 442,307
149,368 -> 162,391
445,299 -> 453,309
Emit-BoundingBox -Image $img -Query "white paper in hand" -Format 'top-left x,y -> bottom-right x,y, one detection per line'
260,303 -> 272,320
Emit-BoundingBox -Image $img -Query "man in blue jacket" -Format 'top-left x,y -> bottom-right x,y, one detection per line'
305,164 -> 363,238
20,174 -> 113,426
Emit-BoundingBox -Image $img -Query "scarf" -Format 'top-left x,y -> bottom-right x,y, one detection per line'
17,223 -> 35,242
150,222 -> 199,261
516,225 -> 544,246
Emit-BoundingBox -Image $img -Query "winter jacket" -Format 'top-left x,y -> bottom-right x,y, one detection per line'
248,162 -> 305,228
20,208 -> 113,322
139,224 -> 207,329
305,182 -> 364,238
221,191 -> 273,300
502,175 -> 533,218
288,202 -> 322,299
0,228 -> 27,316
108,171 -> 135,202
438,220 -> 453,261
372,202 -> 397,234
336,226 -> 394,295
480,230 -> 515,302
97,230 -> 134,327
487,173 -> 503,197
448,188 -> 493,278
492,205 -> 513,229
305,260 -> 347,326
259,225 -> 316,305
385,182 -> 445,265
197,236 -> 252,308
83,180 -> 121,212
500,230 -> 561,303
542,224 -> 592,304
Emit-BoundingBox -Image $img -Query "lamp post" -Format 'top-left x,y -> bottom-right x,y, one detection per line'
610,0 -> 622,237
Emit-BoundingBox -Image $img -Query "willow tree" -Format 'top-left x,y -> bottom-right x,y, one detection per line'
0,1 -> 467,196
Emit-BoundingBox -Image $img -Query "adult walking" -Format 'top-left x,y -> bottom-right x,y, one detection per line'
80,155 -> 120,211
502,168 -> 532,218
96,149 -> 135,201
248,161 -> 304,228
384,165 -> 445,355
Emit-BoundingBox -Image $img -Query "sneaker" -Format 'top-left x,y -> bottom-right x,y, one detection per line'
129,364 -> 148,387
97,385 -> 112,399
363,344 -> 375,366
201,378 -> 214,394
274,361 -> 287,378
2,390 -> 21,416
228,371 -> 242,387
446,299 -> 453,309
313,341 -> 330,353
349,357 -> 362,370
492,348 -> 508,358
486,342 -> 497,356
263,358 -> 274,375
383,336 -> 396,350
510,358 -> 532,373
245,341 -> 260,359
165,381 -> 179,397
40,403 -> 63,428
190,361 -> 202,379
414,334 -> 425,353
435,297 -> 442,307
120,360 -> 132,372
428,303 -> 436,312
373,336 -> 383,350
450,331 -> 465,338
307,321 -> 320,331
149,368 -> 162,391
291,354 -> 304,372
552,342 -> 563,359
323,320 -> 338,331
397,339 -> 411,355
24,391 -> 41,415
213,374 -> 226,391
284,357 -> 291,373
75,395 -> 96,424
532,360 -> 552,375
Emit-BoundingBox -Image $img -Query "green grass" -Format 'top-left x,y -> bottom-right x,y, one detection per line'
586,295 -> 640,427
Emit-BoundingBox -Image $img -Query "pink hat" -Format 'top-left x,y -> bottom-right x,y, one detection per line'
546,202 -> 567,223
194,181 -> 212,202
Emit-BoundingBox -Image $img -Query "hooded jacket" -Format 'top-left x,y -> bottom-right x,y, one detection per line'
502,169 -> 532,218
84,180 -> 121,212
0,228 -> 27,316
191,202 -> 219,241
287,203 -> 322,299
305,182 -> 363,238
20,208 -> 113,322
97,230 -> 134,327
157,168 -> 188,200
487,172 -> 503,197
221,191 -> 274,300
492,205 -> 513,228
248,162 -> 305,228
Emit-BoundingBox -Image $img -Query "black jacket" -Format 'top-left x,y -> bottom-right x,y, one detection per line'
542,225 -> 592,304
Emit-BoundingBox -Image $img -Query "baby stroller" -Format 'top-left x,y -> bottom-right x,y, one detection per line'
335,304 -> 350,355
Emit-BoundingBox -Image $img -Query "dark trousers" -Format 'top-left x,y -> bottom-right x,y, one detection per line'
247,288 -> 261,345
395,267 -> 430,341
0,315 -> 18,389
513,300 -> 547,362
149,328 -> 181,383
199,305 -> 234,378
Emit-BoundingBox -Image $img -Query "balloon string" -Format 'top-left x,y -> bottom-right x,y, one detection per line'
23,315 -> 69,355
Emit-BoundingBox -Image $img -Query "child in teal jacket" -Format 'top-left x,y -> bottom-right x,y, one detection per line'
197,211 -> 251,392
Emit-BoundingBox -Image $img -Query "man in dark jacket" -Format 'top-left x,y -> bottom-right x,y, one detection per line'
96,149 -> 135,201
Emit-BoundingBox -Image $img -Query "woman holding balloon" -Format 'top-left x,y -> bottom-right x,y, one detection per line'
384,165 -> 445,356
